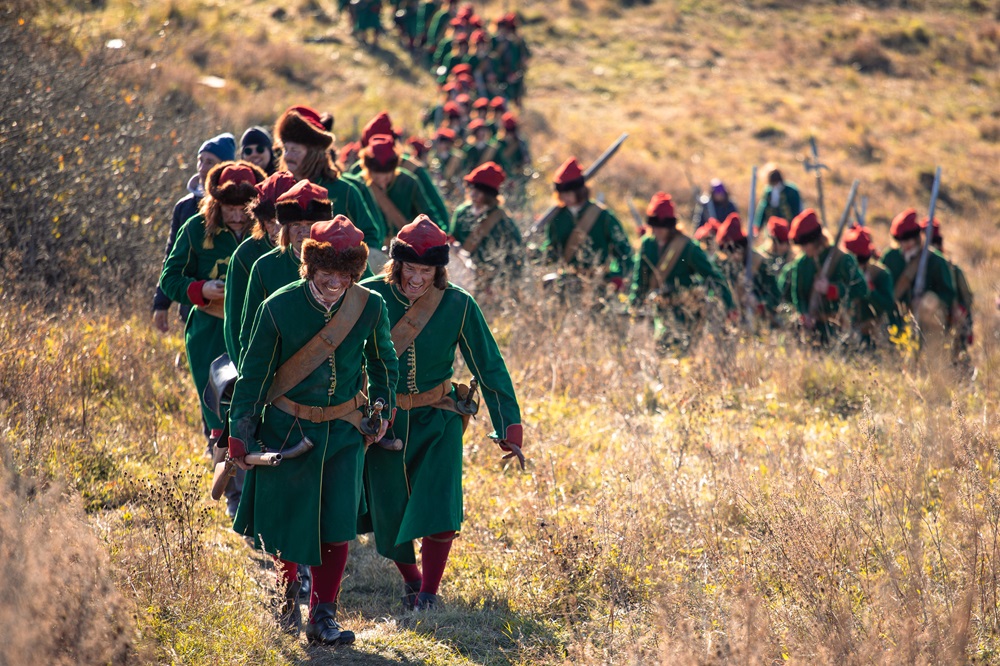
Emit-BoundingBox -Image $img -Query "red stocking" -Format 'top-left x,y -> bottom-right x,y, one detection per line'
395,561 -> 422,584
275,558 -> 298,586
310,541 -> 349,617
420,531 -> 456,595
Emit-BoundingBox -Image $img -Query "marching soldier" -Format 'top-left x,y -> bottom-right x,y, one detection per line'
359,215 -> 523,610
224,171 -> 297,363
360,134 -> 440,242
630,193 -> 735,345
841,224 -> 898,347
693,217 -> 720,257
921,217 -> 974,361
714,213 -> 780,319
543,157 -> 633,291
428,127 -> 465,196
448,161 -> 522,288
229,213 -> 396,644
781,208 -> 868,344
460,118 -> 494,172
158,161 -> 266,514
274,105 -> 384,252
753,165 -> 803,230
880,208 -> 955,344
694,179 -> 738,229
763,216 -> 794,304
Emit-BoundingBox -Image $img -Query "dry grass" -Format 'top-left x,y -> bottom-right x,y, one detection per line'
4,0 -> 1000,664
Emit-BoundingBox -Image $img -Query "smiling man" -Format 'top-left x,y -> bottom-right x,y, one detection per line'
360,214 -> 523,611
228,213 -> 397,645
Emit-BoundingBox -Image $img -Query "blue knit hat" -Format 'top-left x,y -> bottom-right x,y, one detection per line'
198,133 -> 237,161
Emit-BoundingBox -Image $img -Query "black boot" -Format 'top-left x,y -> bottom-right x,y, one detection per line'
401,579 -> 422,609
298,566 -> 311,600
277,580 -> 302,635
413,591 -> 438,611
305,602 -> 355,645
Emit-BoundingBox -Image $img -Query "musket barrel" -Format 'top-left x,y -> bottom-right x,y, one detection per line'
914,167 -> 942,299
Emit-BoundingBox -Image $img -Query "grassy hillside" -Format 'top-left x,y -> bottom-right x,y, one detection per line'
4,0 -> 1000,664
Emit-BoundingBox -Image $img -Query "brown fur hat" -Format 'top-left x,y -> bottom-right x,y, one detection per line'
300,215 -> 370,281
275,105 -> 334,149
275,180 -> 334,224
206,161 -> 266,206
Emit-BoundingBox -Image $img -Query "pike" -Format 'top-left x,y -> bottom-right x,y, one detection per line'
211,437 -> 315,501
744,165 -> 758,327
804,136 -> 830,228
527,133 -> 628,238
914,167 -> 942,300
807,179 -> 861,321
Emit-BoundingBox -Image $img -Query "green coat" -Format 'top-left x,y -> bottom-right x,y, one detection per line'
880,247 -> 956,309
230,281 -> 398,565
349,160 -> 450,232
158,214 -> 242,431
449,202 -> 522,271
855,260 -> 899,326
359,278 -> 521,557
367,168 -> 439,237
753,183 -> 802,230
717,251 -> 780,313
224,235 -> 274,363
239,247 -> 301,369
544,202 -> 633,279
630,233 -> 734,310
782,246 -> 868,317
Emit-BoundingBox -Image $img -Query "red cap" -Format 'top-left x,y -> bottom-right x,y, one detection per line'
219,164 -> 258,189
501,112 -> 518,131
842,225 -> 876,257
920,216 -> 942,240
406,136 -> 428,157
451,63 -> 473,77
716,212 -> 746,246
443,101 -> 462,117
646,192 -> 675,221
472,97 -> 490,110
455,93 -> 471,106
467,118 -> 487,133
255,170 -> 298,204
364,134 -> 398,166
361,111 -> 397,147
471,29 -> 487,44
458,4 -> 474,18
790,208 -> 822,245
456,73 -> 475,87
442,81 -> 459,93
309,214 -> 364,250
489,96 -> 507,110
766,216 -> 790,243
464,161 -> 506,190
694,218 -> 721,241
337,141 -> 359,166
278,180 -> 328,211
390,214 -> 451,266
890,208 -> 920,240
434,127 -> 457,142
287,105 -> 325,132
553,157 -> 584,190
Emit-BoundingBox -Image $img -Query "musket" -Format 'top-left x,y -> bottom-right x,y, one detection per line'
807,179 -> 861,321
211,436 -> 316,501
854,195 -> 868,227
360,398 -> 386,437
526,133 -> 629,238
625,194 -> 645,231
914,167 -> 942,299
744,165 -> 758,327
804,136 -> 830,228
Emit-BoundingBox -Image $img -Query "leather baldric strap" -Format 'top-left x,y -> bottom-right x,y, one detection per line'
401,157 -> 424,173
266,285 -> 369,404
561,202 -> 604,264
390,286 -> 446,354
396,379 -> 452,411
650,232 -> 690,292
444,154 -> 463,180
479,143 -> 499,166
893,257 -> 920,301
369,181 -> 410,234
460,209 -> 505,254
199,300 -> 225,319
272,391 -> 366,426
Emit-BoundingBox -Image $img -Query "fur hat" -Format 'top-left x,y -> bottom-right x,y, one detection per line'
891,208 -> 921,241
250,170 -> 297,221
275,180 -> 333,224
464,161 -> 506,194
790,208 -> 822,245
275,105 -> 333,149
206,162 -> 266,206
766,216 -> 790,243
553,157 -> 585,192
646,192 -> 676,227
390,214 -> 450,266
716,212 -> 746,247
300,215 -> 369,280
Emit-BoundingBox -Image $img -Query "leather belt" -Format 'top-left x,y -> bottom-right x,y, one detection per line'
395,380 -> 452,411
271,392 -> 366,424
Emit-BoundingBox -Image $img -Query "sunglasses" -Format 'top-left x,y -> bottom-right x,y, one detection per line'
242,144 -> 268,156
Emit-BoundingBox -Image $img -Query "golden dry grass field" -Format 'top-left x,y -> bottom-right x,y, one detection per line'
2,0 -> 1000,664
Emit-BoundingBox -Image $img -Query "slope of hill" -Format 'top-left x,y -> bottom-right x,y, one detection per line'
3,1 -> 1000,664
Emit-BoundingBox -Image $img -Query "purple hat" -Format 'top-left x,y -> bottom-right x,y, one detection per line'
710,178 -> 728,196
